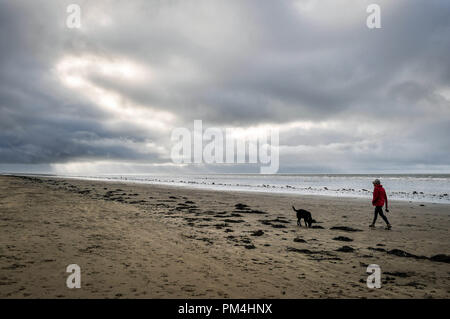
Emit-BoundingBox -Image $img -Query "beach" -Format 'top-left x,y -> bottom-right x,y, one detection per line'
0,175 -> 449,298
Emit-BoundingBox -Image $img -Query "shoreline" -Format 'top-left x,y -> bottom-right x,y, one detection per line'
3,173 -> 450,206
1,175 -> 449,298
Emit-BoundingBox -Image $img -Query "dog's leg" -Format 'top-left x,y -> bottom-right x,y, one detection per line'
297,219 -> 301,227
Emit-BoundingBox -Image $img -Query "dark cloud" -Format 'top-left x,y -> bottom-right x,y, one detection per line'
0,0 -> 449,173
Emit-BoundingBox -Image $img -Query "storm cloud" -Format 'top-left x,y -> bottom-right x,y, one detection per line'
0,0 -> 449,174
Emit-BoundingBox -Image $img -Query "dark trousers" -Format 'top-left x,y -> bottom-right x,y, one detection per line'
372,206 -> 390,225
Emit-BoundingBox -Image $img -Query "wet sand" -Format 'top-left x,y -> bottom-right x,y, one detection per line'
0,175 -> 449,298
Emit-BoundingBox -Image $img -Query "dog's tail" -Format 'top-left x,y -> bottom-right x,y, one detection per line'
292,205 -> 297,211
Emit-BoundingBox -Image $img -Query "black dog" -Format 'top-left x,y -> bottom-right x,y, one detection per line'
292,206 -> 316,228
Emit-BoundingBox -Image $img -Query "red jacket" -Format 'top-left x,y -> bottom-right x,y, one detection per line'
372,184 -> 388,207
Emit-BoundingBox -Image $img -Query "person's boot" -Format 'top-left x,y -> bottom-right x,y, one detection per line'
385,224 -> 392,230
369,224 -> 375,228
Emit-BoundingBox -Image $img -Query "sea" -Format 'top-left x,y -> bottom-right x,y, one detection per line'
42,173 -> 450,204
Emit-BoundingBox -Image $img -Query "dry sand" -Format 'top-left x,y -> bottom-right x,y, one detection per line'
0,175 -> 449,298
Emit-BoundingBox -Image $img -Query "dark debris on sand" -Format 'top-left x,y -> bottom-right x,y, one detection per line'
429,254 -> 450,263
330,226 -> 363,232
387,249 -> 427,260
336,246 -> 355,253
333,236 -> 353,242
235,203 -> 249,210
251,230 -> 264,236
234,203 -> 267,214
259,218 -> 290,229
286,247 -> 342,261
368,247 -> 450,264
384,271 -> 415,278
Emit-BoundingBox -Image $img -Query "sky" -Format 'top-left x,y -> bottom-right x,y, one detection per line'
0,0 -> 449,175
